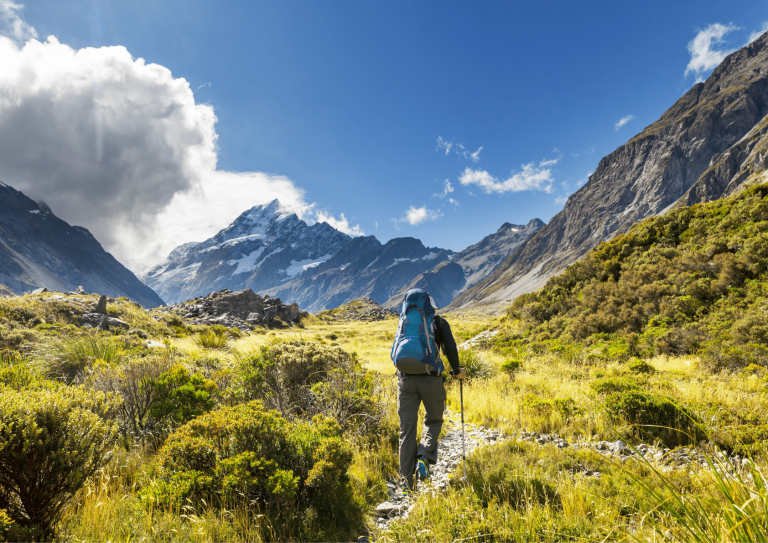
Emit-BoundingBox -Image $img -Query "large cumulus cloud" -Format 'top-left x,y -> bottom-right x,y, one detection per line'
0,34 -> 311,271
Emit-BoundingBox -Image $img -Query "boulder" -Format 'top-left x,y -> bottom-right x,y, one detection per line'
96,294 -> 108,315
208,289 -> 265,320
31,287 -> 48,295
76,286 -> 86,294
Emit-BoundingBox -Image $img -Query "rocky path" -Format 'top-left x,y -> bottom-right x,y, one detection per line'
368,411 -> 751,538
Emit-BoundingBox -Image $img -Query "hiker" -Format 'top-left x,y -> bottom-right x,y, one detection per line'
391,288 -> 465,490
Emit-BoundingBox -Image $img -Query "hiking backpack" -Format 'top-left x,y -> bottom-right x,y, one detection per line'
391,289 -> 444,375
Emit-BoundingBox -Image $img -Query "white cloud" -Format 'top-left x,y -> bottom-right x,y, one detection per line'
434,179 -> 454,198
448,198 -> 459,206
404,206 -> 441,225
0,1 -> 36,43
539,148 -> 563,167
685,23 -> 737,79
312,210 -> 364,237
436,136 -> 483,162
459,152 -> 558,194
197,81 -> 212,90
615,115 -> 635,131
747,22 -> 768,44
555,195 -> 569,205
436,136 -> 453,156
393,206 -> 442,227
0,34 -> 314,272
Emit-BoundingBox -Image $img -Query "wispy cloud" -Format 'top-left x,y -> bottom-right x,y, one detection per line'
0,0 -> 36,43
747,22 -> 768,44
312,210 -> 364,236
615,115 -> 634,131
555,195 -> 569,205
197,82 -> 212,90
436,136 -> 453,156
448,198 -> 459,206
436,136 -> 483,162
434,179 -> 454,198
685,23 -> 737,80
458,152 -> 560,194
393,206 -> 442,228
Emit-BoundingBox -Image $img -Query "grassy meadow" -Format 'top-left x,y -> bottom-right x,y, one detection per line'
3,173 -> 768,543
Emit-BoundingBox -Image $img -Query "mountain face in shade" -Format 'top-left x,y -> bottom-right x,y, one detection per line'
0,182 -> 164,308
449,31 -> 768,313
263,235 -> 454,312
382,218 -> 544,309
142,200 -> 353,304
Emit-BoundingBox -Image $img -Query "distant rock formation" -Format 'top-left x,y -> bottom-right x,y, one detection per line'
160,288 -> 307,331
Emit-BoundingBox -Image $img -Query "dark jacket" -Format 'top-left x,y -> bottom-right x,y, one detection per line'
434,315 -> 460,373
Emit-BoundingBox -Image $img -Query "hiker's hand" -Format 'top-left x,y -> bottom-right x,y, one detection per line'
455,367 -> 466,380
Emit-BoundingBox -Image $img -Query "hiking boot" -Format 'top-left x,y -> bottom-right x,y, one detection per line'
416,456 -> 430,481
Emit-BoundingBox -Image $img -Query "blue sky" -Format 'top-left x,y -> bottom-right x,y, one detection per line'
1,1 -> 767,269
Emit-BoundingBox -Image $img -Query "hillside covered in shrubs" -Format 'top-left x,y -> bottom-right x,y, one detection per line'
507,182 -> 768,371
0,291 -> 395,541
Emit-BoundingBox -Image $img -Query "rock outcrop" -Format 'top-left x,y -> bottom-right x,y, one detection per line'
160,288 -> 307,331
450,31 -> 768,313
318,298 -> 398,322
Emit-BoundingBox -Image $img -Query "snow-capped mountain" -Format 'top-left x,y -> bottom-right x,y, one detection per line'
264,236 -> 455,312
0,182 -> 164,308
143,200 -> 352,303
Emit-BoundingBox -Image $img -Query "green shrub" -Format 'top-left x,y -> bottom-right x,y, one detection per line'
591,376 -> 638,395
458,348 -> 495,380
87,353 -> 176,438
0,385 -> 118,535
195,327 -> 230,350
627,358 -> 656,374
142,401 -> 357,526
500,358 -> 523,375
237,341 -> 359,418
50,336 -> 129,384
603,390 -> 701,446
147,365 -> 217,425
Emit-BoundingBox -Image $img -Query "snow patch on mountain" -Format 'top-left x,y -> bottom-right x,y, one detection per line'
228,247 -> 266,275
284,254 -> 334,277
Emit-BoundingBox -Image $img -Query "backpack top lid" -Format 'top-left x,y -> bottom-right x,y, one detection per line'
400,289 -> 435,318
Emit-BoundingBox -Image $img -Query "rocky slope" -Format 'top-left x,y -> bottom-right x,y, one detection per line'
383,218 -> 544,309
143,200 -> 352,304
0,182 -> 164,308
264,236 -> 454,312
449,31 -> 768,313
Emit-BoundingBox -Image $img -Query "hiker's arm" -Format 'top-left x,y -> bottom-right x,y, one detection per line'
437,317 -> 461,373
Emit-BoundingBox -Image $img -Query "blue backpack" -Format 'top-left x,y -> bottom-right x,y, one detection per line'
391,289 -> 444,375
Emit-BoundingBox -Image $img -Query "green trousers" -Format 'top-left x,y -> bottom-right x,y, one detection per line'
397,373 -> 446,489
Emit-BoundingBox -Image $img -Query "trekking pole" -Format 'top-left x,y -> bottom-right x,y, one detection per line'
460,377 -> 466,481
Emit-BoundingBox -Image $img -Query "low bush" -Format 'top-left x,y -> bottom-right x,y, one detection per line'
195,327 -> 230,350
500,358 -> 523,375
0,385 -> 118,536
87,353 -> 176,438
147,365 -> 217,426
49,336 -> 130,384
458,348 -> 495,380
627,357 -> 656,374
603,389 -> 701,446
591,376 -> 639,395
142,401 -> 359,537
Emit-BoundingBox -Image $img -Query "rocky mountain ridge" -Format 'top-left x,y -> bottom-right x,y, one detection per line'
382,218 -> 544,309
0,182 -> 164,308
143,200 -> 352,304
449,31 -> 768,313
